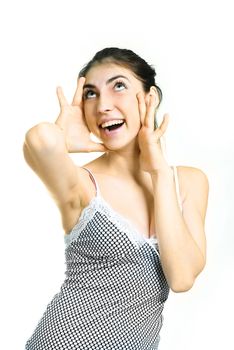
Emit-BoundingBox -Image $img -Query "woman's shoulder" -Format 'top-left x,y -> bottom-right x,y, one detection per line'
81,155 -> 106,173
175,165 -> 208,181
174,165 -> 209,200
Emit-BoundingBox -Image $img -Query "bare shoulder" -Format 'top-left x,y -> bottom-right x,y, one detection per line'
71,157 -> 104,205
176,165 -> 209,220
176,165 -> 209,188
69,164 -> 93,204
60,164 -> 95,235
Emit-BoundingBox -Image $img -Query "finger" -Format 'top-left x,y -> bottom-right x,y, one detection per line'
144,94 -> 158,129
88,141 -> 109,153
136,91 -> 146,125
155,114 -> 170,138
56,86 -> 69,108
159,113 -> 170,133
72,76 -> 86,106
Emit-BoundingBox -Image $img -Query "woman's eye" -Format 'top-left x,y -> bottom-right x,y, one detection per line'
114,81 -> 127,91
83,90 -> 96,99
83,80 -> 127,100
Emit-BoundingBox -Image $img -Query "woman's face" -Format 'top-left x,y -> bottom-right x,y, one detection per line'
82,63 -> 150,148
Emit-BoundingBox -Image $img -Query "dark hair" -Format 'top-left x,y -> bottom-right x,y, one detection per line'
78,47 -> 163,128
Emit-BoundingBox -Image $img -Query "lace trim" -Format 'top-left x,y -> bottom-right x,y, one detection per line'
64,196 -> 159,255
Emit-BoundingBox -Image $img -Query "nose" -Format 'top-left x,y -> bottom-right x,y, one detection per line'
96,92 -> 114,114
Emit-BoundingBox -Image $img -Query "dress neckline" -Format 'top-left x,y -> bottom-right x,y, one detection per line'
66,164 -> 182,245
64,195 -> 159,255
65,195 -> 157,242
81,167 -> 157,241
95,195 -> 157,242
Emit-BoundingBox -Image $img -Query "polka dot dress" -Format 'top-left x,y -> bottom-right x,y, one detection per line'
25,166 -> 182,349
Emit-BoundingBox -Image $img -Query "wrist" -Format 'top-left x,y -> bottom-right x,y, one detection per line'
52,123 -> 69,152
149,165 -> 174,179
54,122 -> 64,132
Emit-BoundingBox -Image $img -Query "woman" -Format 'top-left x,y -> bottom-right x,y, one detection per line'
23,47 -> 209,349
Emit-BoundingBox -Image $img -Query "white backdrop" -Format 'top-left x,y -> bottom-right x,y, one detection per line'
0,0 -> 233,349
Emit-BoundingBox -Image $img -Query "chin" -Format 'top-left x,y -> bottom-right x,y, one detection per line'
105,138 -> 140,152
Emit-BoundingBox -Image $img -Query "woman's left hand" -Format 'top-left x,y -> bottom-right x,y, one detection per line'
136,91 -> 170,173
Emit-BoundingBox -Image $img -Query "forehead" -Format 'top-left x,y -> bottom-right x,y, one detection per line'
84,63 -> 140,86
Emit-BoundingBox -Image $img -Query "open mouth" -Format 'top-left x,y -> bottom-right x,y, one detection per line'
100,121 -> 125,135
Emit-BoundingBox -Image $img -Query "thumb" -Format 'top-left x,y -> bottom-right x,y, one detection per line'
88,141 -> 109,153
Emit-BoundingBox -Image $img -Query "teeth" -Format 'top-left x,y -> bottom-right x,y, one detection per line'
101,119 -> 124,128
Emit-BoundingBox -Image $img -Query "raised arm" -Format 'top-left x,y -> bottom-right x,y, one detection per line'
23,77 -> 108,215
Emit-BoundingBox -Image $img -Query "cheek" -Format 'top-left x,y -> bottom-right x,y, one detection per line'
83,107 -> 99,135
83,105 -> 93,125
83,103 -> 89,117
121,94 -> 139,112
123,95 -> 141,124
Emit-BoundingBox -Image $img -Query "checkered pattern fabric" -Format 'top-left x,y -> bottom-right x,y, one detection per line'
25,168 -> 171,349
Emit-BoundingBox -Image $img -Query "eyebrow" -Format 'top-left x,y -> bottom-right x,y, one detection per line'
83,75 -> 130,90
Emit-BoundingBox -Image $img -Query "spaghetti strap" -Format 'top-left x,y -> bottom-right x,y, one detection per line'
173,165 -> 183,212
82,167 -> 101,197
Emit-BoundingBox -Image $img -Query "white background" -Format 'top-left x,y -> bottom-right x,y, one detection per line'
0,0 -> 233,349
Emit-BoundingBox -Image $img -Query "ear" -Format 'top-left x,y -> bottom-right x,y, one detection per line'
145,86 -> 160,108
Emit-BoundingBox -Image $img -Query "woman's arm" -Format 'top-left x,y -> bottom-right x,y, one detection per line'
23,123 -> 82,206
151,165 -> 209,293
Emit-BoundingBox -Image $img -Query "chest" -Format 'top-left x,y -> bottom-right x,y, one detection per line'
82,174 -> 156,239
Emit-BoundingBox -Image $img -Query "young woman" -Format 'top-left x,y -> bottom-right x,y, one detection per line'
23,47 -> 209,349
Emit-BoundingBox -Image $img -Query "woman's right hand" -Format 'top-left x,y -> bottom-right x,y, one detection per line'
55,77 -> 108,153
